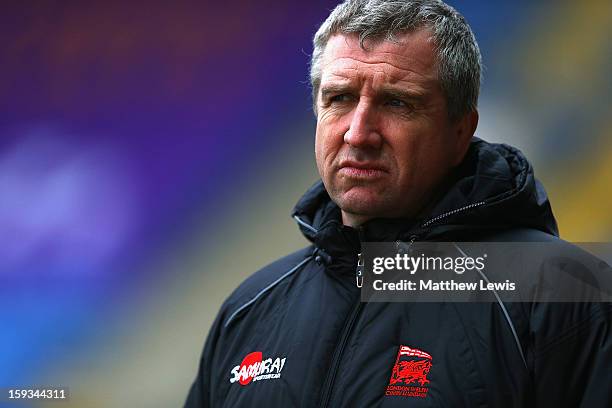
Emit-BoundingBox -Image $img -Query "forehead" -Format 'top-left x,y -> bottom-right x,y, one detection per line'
319,30 -> 438,89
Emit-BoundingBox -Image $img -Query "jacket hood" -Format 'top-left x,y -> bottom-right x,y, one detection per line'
292,138 -> 558,259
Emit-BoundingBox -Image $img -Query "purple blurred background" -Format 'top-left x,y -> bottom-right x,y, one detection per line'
1,1 -> 610,406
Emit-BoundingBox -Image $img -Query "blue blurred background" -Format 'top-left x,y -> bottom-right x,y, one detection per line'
1,0 -> 610,407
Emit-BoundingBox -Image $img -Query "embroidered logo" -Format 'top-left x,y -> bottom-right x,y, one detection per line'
385,345 -> 433,398
229,351 -> 286,386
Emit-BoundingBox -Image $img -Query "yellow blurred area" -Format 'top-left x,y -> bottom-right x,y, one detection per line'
523,0 -> 612,240
545,122 -> 612,241
523,0 -> 611,95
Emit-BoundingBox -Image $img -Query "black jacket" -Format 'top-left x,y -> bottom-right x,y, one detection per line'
185,138 -> 612,407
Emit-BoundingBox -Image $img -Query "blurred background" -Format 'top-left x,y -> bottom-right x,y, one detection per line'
0,0 -> 610,406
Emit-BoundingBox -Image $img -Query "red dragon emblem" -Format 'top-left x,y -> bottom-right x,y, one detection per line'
385,345 -> 433,398
390,359 -> 432,386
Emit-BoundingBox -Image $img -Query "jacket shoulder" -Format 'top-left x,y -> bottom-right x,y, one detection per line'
185,245 -> 313,407
220,245 -> 314,323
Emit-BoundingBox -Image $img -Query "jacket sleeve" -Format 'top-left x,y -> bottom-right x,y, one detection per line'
184,311 -> 225,408
532,302 -> 612,407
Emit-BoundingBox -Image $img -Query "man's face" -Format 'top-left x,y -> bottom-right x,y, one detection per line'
315,30 -> 474,226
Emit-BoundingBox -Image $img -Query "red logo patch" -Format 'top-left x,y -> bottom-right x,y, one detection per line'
385,345 -> 433,398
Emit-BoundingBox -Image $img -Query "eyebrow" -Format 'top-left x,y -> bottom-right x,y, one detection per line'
320,83 -> 427,103
378,86 -> 426,103
320,83 -> 353,99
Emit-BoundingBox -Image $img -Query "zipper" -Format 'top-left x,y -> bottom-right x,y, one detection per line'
319,225 -> 366,407
421,201 -> 486,228
319,300 -> 364,408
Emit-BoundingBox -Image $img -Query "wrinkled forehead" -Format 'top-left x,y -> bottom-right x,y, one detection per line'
319,30 -> 439,86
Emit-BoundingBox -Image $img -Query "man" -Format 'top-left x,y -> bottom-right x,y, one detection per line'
186,1 -> 611,407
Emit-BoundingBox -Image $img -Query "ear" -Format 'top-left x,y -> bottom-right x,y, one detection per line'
451,110 -> 479,166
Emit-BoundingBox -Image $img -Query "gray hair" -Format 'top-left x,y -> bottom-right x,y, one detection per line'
310,0 -> 482,121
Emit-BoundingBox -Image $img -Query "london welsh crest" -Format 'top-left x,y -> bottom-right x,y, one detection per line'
386,345 -> 433,398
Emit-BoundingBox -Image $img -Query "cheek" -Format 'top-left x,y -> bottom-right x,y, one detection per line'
396,135 -> 453,186
314,127 -> 332,177
391,134 -> 420,174
314,128 -> 325,161
315,125 -> 340,162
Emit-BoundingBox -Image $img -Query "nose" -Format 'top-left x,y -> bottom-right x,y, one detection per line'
344,99 -> 382,149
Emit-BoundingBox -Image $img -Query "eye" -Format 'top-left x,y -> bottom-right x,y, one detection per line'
386,98 -> 406,107
329,94 -> 352,103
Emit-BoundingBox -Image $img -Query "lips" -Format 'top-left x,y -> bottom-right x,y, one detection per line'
338,160 -> 387,178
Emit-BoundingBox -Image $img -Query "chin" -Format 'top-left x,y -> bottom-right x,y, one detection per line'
336,190 -> 389,218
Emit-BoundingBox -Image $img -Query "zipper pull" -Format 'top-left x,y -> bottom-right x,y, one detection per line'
356,252 -> 363,288
355,226 -> 366,288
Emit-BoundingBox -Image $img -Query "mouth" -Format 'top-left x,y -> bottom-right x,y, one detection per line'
338,161 -> 388,178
